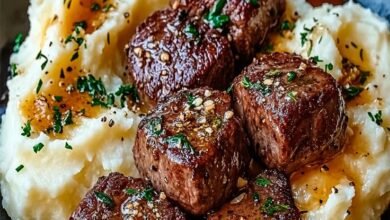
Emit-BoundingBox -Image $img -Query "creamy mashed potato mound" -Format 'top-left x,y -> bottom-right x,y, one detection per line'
1,0 -> 389,219
271,1 -> 390,219
0,0 -> 169,219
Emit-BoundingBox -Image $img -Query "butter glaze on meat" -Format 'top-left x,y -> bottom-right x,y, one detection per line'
232,52 -> 348,173
126,9 -> 235,106
133,88 -> 250,215
170,0 -> 286,62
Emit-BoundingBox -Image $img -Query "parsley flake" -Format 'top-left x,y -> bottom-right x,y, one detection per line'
94,191 -> 114,207
33,143 -> 45,153
13,33 -> 24,53
36,79 -> 43,94
15,164 -> 24,172
256,177 -> 271,187
65,142 -> 73,150
287,71 -> 297,82
368,111 -> 383,126
166,133 -> 195,154
262,197 -> 289,216
21,121 -> 32,137
241,76 -> 271,96
204,0 -> 230,28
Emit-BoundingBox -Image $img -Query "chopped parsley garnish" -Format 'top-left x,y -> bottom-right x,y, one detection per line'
262,197 -> 289,216
36,79 -> 43,94
147,117 -> 163,136
103,4 -> 114,12
63,110 -> 73,125
325,63 -> 334,72
94,191 -> 114,207
74,21 -> 87,32
255,177 -> 271,187
265,70 -> 281,78
15,164 -> 24,172
186,93 -> 197,108
280,20 -> 295,31
368,111 -> 383,126
184,23 -> 199,39
125,187 -> 155,202
21,121 -> 32,137
204,0 -> 230,28
9,63 -> 18,77
13,33 -> 24,53
241,76 -> 271,96
252,192 -> 260,203
91,3 -> 101,11
53,106 -> 63,133
125,189 -> 137,195
36,50 -> 48,70
106,93 -> 115,106
65,35 -> 84,46
310,56 -> 323,64
77,75 -> 107,97
246,0 -> 259,7
115,84 -> 140,108
65,142 -> 73,150
33,143 -> 45,153
343,86 -> 363,100
54,96 -> 63,102
166,133 -> 195,154
287,91 -> 298,102
300,32 -> 308,46
287,71 -> 297,82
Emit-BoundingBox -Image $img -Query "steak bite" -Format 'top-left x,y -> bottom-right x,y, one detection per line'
133,88 -> 250,215
232,52 -> 348,174
126,9 -> 235,106
170,0 -> 286,62
70,173 -> 186,220
208,169 -> 300,220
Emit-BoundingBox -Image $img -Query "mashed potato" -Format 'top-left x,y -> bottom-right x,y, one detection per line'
1,0 -> 389,219
270,1 -> 390,219
0,0 -> 169,219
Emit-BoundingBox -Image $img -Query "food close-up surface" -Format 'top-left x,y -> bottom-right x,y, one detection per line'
0,0 -> 389,220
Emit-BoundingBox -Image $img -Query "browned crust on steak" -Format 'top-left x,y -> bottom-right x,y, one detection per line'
232,52 -> 348,173
208,169 -> 300,220
126,9 -> 235,106
70,173 -> 186,220
133,88 -> 250,215
170,0 -> 286,62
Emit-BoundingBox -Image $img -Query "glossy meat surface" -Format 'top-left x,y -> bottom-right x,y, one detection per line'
127,9 -> 235,106
133,88 -> 250,215
232,52 -> 348,173
208,169 -> 300,220
170,0 -> 286,62
70,173 -> 186,220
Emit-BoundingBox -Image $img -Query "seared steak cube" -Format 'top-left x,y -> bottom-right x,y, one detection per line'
133,88 -> 250,215
70,173 -> 186,220
232,53 -> 348,173
208,169 -> 300,220
126,9 -> 235,106
170,0 -> 286,62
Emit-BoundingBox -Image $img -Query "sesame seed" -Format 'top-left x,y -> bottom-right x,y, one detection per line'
193,97 -> 203,107
204,90 -> 212,97
133,47 -> 142,57
160,52 -> 170,62
224,111 -> 234,120
263,79 -> 273,85
205,127 -> 213,134
204,100 -> 215,112
159,192 -> 167,200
